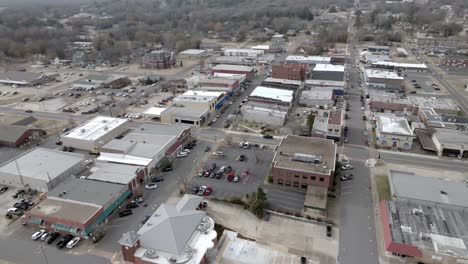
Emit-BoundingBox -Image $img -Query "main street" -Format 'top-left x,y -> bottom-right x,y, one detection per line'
338,17 -> 379,264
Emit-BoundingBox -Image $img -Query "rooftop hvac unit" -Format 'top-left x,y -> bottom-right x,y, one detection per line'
292,153 -> 322,163
81,129 -> 86,133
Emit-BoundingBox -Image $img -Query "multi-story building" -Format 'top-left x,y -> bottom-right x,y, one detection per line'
312,110 -> 343,141
141,50 -> 176,69
197,76 -> 239,94
271,135 -> 337,191
364,69 -> 404,89
439,55 -> 468,68
311,64 -> 345,82
375,115 -> 415,149
211,64 -> 255,80
119,195 -> 216,264
271,62 -> 309,80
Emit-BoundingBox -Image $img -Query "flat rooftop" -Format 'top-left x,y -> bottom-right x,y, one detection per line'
28,197 -> 101,225
48,177 -> 128,207
249,86 -> 294,103
136,122 -> 189,136
174,90 -> 222,103
0,147 -> 84,180
142,107 -> 166,117
377,115 -> 413,136
198,77 -> 238,86
305,79 -> 344,87
273,135 -> 336,175
313,64 -> 345,72
179,49 -> 206,55
212,64 -> 254,72
285,55 -> 331,63
365,69 -> 404,80
434,128 -> 468,149
389,170 -> 468,207
162,105 -> 209,118
372,61 -> 427,69
63,116 -> 128,141
383,199 -> 468,258
87,162 -> 143,185
262,77 -> 301,86
301,90 -> 334,100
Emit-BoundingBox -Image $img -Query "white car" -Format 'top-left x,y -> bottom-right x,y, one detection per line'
66,237 -> 81,249
31,229 -> 46,240
40,232 -> 49,241
342,164 -> 354,170
85,159 -> 93,165
177,153 -> 188,158
145,183 -> 158,190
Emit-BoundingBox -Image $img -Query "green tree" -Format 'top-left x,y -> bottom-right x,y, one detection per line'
249,187 -> 267,218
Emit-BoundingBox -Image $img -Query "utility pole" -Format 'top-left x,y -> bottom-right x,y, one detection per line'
14,159 -> 25,186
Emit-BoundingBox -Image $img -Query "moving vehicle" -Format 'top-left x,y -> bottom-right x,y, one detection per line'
119,209 -> 133,217
7,207 -> 23,216
25,109 -> 33,113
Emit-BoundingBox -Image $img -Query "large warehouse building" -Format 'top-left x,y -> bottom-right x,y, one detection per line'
0,148 -> 85,192
62,116 -> 129,151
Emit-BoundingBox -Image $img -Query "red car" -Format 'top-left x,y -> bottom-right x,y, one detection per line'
227,171 -> 235,182
203,187 -> 213,196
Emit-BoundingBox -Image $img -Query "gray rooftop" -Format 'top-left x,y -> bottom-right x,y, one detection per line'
384,199 -> 468,258
48,177 -> 127,207
137,195 -> 205,255
162,105 -> 209,118
87,162 -> 143,185
0,148 -> 84,181
433,128 -> 468,149
389,170 -> 468,208
0,124 -> 43,143
0,71 -> 43,82
137,122 -> 189,136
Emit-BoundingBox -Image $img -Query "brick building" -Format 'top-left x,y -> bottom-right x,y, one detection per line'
271,62 -> 309,80
0,124 -> 46,147
141,50 -> 176,69
211,64 -> 255,80
271,135 -> 337,191
440,55 -> 468,68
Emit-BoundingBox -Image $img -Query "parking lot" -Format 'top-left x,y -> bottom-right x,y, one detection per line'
405,72 -> 445,95
0,186 -> 26,231
190,144 -> 274,199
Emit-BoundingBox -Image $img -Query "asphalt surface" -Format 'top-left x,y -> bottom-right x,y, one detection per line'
337,20 -> 379,264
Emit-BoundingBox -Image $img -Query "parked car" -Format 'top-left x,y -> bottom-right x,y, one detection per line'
204,146 -> 211,152
132,195 -> 143,204
0,186 -> 8,194
215,172 -> 223,179
210,163 -> 217,170
145,183 -> 158,189
219,166 -> 226,173
177,152 -> 188,158
25,109 -> 33,113
203,187 -> 213,196
40,232 -> 49,241
126,202 -> 139,209
263,135 -> 273,139
233,175 -> 239,183
151,177 -> 164,183
32,229 -> 47,240
141,215 -> 151,224
7,207 -> 23,216
227,172 -> 235,182
238,155 -> 246,161
45,232 -> 60,244
119,209 -> 133,217
162,165 -> 173,172
191,186 -> 200,194
341,164 -> 354,170
56,235 -> 74,249
224,166 -> 232,173
212,151 -> 224,157
197,186 -> 207,195
66,237 -> 81,249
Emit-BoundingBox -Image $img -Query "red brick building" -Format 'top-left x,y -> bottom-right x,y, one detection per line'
142,50 -> 176,69
440,55 -> 468,68
0,124 -> 46,147
271,62 -> 309,81
271,135 -> 337,191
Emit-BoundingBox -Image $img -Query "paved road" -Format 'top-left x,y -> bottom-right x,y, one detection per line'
379,150 -> 468,173
0,106 -> 87,122
338,19 -> 379,264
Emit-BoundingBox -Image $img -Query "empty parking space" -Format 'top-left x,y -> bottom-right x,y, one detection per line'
190,144 -> 274,199
264,185 -> 305,213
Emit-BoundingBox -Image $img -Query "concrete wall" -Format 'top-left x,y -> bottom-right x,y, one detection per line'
376,130 -> 414,150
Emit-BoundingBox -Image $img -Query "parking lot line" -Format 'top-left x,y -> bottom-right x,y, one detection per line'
341,192 -> 352,195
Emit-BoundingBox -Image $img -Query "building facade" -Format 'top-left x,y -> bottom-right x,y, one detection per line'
141,50 -> 176,69
271,62 -> 309,80
440,56 -> 468,68
375,115 -> 415,149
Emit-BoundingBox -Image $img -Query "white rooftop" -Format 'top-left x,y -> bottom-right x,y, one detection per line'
142,107 -> 166,117
285,55 -> 331,63
251,45 -> 270,50
212,64 -> 254,72
174,90 -> 224,103
365,69 -> 404,80
97,153 -> 152,166
372,61 -> 427,69
263,77 -> 301,86
305,79 -> 345,87
87,162 -> 143,185
63,116 -> 128,141
179,49 -> 206,55
313,63 -> 345,72
377,115 -> 413,136
249,86 -> 294,103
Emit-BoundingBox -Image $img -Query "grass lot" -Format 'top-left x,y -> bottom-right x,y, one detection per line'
375,175 -> 391,201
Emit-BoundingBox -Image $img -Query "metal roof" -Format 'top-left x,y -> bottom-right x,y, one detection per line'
212,64 -> 254,72
313,64 -> 345,72
87,162 -> 143,185
0,147 -> 84,181
365,69 -> 404,80
0,124 -> 43,143
63,116 -> 128,141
